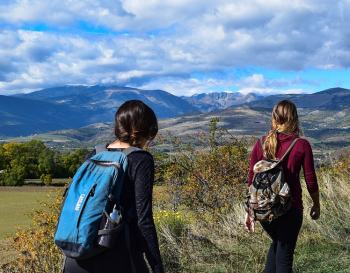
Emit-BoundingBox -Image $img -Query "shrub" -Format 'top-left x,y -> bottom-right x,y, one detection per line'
154,210 -> 189,272
163,118 -> 249,215
40,174 -> 53,186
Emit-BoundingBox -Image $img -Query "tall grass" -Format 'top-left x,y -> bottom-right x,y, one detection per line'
156,167 -> 350,273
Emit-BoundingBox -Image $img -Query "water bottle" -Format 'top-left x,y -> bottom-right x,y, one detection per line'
97,205 -> 123,248
109,205 -> 122,224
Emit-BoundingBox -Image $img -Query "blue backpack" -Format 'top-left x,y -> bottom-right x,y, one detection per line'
54,146 -> 139,259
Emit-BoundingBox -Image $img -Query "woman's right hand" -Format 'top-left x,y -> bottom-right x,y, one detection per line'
244,212 -> 255,233
310,203 -> 320,220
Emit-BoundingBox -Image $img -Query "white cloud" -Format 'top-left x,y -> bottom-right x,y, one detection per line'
0,0 -> 350,94
238,87 -> 306,96
140,77 -> 235,96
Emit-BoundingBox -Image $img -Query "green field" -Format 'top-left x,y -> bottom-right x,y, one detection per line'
0,187 -> 58,266
0,187 -> 59,240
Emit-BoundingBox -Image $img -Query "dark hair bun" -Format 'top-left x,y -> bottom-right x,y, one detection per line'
114,100 -> 158,147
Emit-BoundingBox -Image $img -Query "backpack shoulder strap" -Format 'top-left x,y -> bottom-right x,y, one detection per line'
278,138 -> 300,163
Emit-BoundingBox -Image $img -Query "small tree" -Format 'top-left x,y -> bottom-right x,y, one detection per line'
163,118 -> 249,215
40,174 -> 53,186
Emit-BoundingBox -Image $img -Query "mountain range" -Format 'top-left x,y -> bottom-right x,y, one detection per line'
0,94 -> 88,136
2,87 -> 350,157
1,86 -> 350,156
1,85 -> 199,137
182,92 -> 263,112
243,87 -> 350,110
1,85 -> 265,137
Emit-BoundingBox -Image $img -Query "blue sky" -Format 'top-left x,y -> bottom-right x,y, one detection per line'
0,0 -> 350,96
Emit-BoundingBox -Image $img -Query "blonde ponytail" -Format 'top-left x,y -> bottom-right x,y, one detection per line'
263,100 -> 301,160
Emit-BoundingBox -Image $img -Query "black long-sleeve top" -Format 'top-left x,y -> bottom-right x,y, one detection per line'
63,147 -> 164,273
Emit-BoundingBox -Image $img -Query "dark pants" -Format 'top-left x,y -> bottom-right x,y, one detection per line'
63,225 -> 150,273
260,208 -> 303,273
63,249 -> 149,273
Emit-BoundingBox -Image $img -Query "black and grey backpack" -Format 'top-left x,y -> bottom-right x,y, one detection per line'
245,138 -> 300,222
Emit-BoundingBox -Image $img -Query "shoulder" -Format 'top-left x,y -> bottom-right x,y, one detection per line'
127,150 -> 154,165
250,137 -> 264,158
296,137 -> 312,147
295,137 -> 313,152
253,136 -> 265,150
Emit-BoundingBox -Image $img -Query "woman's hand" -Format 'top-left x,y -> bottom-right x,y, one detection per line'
309,191 -> 320,220
310,203 -> 320,220
244,212 -> 255,233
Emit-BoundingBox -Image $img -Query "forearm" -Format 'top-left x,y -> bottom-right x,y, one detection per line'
310,190 -> 320,207
139,224 -> 164,273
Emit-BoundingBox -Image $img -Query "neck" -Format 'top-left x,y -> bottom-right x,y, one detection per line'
107,140 -> 131,149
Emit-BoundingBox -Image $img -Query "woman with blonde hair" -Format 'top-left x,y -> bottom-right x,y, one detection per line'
245,100 -> 320,273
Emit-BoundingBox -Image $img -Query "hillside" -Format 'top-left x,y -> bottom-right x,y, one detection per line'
15,85 -> 198,121
0,95 -> 88,137
245,87 -> 350,109
0,85 -> 199,137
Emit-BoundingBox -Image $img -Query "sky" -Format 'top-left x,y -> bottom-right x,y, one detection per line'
0,0 -> 350,96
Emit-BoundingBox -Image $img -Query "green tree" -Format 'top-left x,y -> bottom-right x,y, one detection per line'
2,164 -> 26,186
1,143 -> 28,185
23,140 -> 48,178
38,150 -> 55,176
62,149 -> 90,177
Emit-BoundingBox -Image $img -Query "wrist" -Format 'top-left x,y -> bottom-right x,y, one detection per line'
313,202 -> 320,208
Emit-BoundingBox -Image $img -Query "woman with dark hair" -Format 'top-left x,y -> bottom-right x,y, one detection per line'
244,100 -> 320,273
63,100 -> 164,273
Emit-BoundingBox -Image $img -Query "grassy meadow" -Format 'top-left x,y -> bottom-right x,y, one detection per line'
0,187 -> 58,267
0,187 -> 56,240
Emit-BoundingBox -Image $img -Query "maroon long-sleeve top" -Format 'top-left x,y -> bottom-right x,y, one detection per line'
247,132 -> 319,211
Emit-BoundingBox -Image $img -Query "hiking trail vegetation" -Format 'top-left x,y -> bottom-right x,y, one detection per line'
1,121 -> 349,273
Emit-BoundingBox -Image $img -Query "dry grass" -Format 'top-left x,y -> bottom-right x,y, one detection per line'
156,167 -> 350,273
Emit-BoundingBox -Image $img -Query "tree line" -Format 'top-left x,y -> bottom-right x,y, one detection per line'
0,140 -> 91,186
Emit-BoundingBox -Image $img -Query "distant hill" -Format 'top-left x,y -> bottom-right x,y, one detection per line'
0,85 -> 199,137
245,87 -> 350,109
0,95 -> 88,137
182,92 -> 262,112
16,85 -> 199,122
